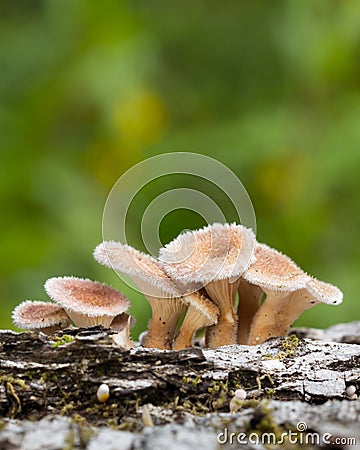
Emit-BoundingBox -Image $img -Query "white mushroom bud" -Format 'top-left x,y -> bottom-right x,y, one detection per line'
97,384 -> 110,403
234,389 -> 247,400
229,389 -> 247,413
345,385 -> 357,400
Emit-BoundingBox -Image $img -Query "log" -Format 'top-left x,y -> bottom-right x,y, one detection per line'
0,322 -> 359,449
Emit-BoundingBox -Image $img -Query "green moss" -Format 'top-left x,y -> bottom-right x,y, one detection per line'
63,429 -> 75,450
0,375 -> 28,390
262,334 -> 300,360
78,427 -> 95,447
181,375 -> 202,386
246,401 -> 284,443
0,375 -> 30,417
52,335 -> 75,348
281,334 -> 299,357
60,401 -> 75,416
265,388 -> 275,399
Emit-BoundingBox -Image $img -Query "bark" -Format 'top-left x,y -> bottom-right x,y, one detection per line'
0,322 -> 359,450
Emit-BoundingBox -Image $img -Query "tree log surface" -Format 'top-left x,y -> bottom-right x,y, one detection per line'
0,321 -> 359,450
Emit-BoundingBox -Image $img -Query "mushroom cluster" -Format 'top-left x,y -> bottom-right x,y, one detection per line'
12,277 -> 135,346
12,222 -> 343,350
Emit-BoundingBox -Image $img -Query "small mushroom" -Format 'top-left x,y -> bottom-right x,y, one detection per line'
97,384 -> 110,403
44,276 -> 130,328
229,388 -> 247,413
245,243 -> 343,345
345,385 -> 357,400
110,313 -> 136,332
94,241 -> 186,349
11,300 -> 71,335
111,315 -> 135,349
159,223 -> 256,347
173,292 -> 219,350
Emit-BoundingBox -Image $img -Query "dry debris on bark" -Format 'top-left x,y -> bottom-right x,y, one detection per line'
0,321 -> 359,449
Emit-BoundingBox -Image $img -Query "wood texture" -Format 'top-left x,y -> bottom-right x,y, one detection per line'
0,322 -> 359,449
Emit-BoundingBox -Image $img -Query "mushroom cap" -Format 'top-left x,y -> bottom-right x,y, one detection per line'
234,389 -> 247,400
159,223 -> 256,284
184,292 -> 219,325
306,277 -> 343,305
44,276 -> 129,317
12,300 -> 71,330
94,241 -> 179,298
110,313 -> 136,332
243,243 -> 310,291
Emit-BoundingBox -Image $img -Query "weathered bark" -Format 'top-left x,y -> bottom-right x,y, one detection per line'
0,322 -> 359,449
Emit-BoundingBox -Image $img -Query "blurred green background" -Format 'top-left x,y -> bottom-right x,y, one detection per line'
1,0 -> 359,339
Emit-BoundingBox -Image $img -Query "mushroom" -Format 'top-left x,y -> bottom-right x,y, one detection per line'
110,315 -> 135,349
159,223 -> 256,348
109,313 -> 136,349
97,384 -> 110,403
44,276 -> 130,328
94,241 -> 186,349
110,313 -> 136,332
173,291 -> 219,350
12,300 -> 71,335
229,388 -> 247,413
245,243 -> 343,345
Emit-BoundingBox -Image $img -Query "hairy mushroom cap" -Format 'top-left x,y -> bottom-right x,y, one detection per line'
94,241 -> 186,349
159,223 -> 256,284
160,223 -> 256,348
173,292 -> 219,350
44,277 -> 130,328
12,300 -> 71,334
244,243 -> 327,345
243,243 -> 310,291
306,277 -> 343,305
94,241 -> 179,298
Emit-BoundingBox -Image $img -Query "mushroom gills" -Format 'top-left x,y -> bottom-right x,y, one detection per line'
173,292 -> 219,350
247,289 -> 318,345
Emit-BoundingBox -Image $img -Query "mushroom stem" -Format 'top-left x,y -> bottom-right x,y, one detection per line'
145,297 -> 186,349
247,289 -> 316,345
206,316 -> 238,348
237,279 -> 263,344
173,305 -> 199,350
204,279 -> 239,347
